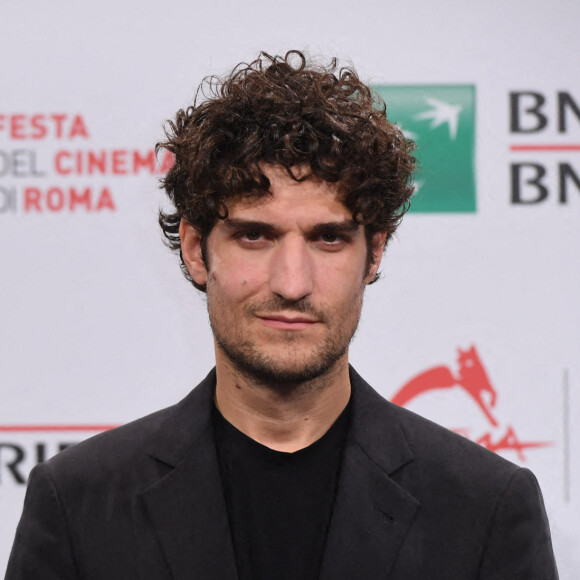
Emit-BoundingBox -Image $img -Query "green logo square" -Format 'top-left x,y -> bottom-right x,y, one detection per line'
373,85 -> 477,213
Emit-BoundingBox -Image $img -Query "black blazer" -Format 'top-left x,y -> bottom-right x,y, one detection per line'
6,368 -> 558,579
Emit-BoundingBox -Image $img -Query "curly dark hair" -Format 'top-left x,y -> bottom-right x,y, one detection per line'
157,50 -> 415,291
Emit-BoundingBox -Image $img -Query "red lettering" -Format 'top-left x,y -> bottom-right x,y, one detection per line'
0,114 -> 92,139
52,114 -> 67,139
69,187 -> 91,210
31,115 -> 47,139
88,151 -> 106,174
476,426 -> 552,462
11,115 -> 26,139
46,188 -> 64,211
54,151 -> 72,175
24,188 -> 42,212
112,150 -> 127,175
22,185 -> 116,212
51,148 -> 167,175
96,187 -> 116,211
133,151 -> 156,173
69,115 -> 89,139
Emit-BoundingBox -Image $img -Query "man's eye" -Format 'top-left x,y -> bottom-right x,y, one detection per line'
316,233 -> 348,250
243,232 -> 263,241
237,231 -> 268,245
319,233 -> 348,245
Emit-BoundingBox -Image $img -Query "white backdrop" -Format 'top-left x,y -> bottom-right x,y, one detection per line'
1,0 -> 578,576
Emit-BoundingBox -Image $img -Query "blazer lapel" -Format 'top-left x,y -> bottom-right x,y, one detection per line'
140,370 -> 238,580
319,368 -> 420,580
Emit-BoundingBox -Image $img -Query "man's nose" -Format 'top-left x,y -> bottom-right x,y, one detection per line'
269,238 -> 314,302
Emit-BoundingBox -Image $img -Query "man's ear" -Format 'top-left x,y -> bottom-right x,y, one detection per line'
179,219 -> 208,287
364,232 -> 387,284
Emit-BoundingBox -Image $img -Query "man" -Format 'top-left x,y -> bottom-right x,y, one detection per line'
6,51 -> 558,579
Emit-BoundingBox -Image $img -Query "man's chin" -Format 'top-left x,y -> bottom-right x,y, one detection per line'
249,364 -> 331,390
218,343 -> 344,391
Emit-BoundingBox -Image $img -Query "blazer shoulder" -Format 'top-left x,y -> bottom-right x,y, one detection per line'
42,403 -> 177,482
394,401 -> 517,468
351,378 -> 559,579
350,368 -> 522,491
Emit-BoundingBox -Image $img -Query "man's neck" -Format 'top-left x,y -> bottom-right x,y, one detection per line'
213,355 -> 351,453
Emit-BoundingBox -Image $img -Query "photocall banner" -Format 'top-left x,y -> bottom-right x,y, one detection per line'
1,1 -> 578,577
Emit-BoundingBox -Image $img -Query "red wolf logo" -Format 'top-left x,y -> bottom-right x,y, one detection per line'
392,346 -> 498,426
391,346 -> 551,461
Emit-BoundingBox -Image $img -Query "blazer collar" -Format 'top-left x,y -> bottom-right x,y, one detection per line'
141,369 -> 238,580
145,368 -> 218,468
140,367 -> 419,580
319,367 -> 419,579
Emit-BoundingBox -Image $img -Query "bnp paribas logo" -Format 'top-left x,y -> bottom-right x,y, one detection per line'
373,85 -> 476,213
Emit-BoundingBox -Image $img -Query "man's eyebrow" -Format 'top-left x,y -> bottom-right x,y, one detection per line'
221,218 -> 280,235
309,220 -> 361,236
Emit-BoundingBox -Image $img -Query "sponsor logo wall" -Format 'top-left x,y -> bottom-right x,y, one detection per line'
1,2 -> 578,577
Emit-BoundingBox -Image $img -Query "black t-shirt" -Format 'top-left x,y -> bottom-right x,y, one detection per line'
212,401 -> 350,580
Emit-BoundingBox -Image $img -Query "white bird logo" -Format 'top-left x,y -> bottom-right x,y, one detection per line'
414,97 -> 462,140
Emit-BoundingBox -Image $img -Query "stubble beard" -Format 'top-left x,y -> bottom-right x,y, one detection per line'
208,296 -> 363,393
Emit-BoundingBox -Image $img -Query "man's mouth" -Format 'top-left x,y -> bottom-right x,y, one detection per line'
257,313 -> 319,330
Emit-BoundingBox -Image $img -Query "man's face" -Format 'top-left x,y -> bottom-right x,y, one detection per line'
181,165 -> 385,387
